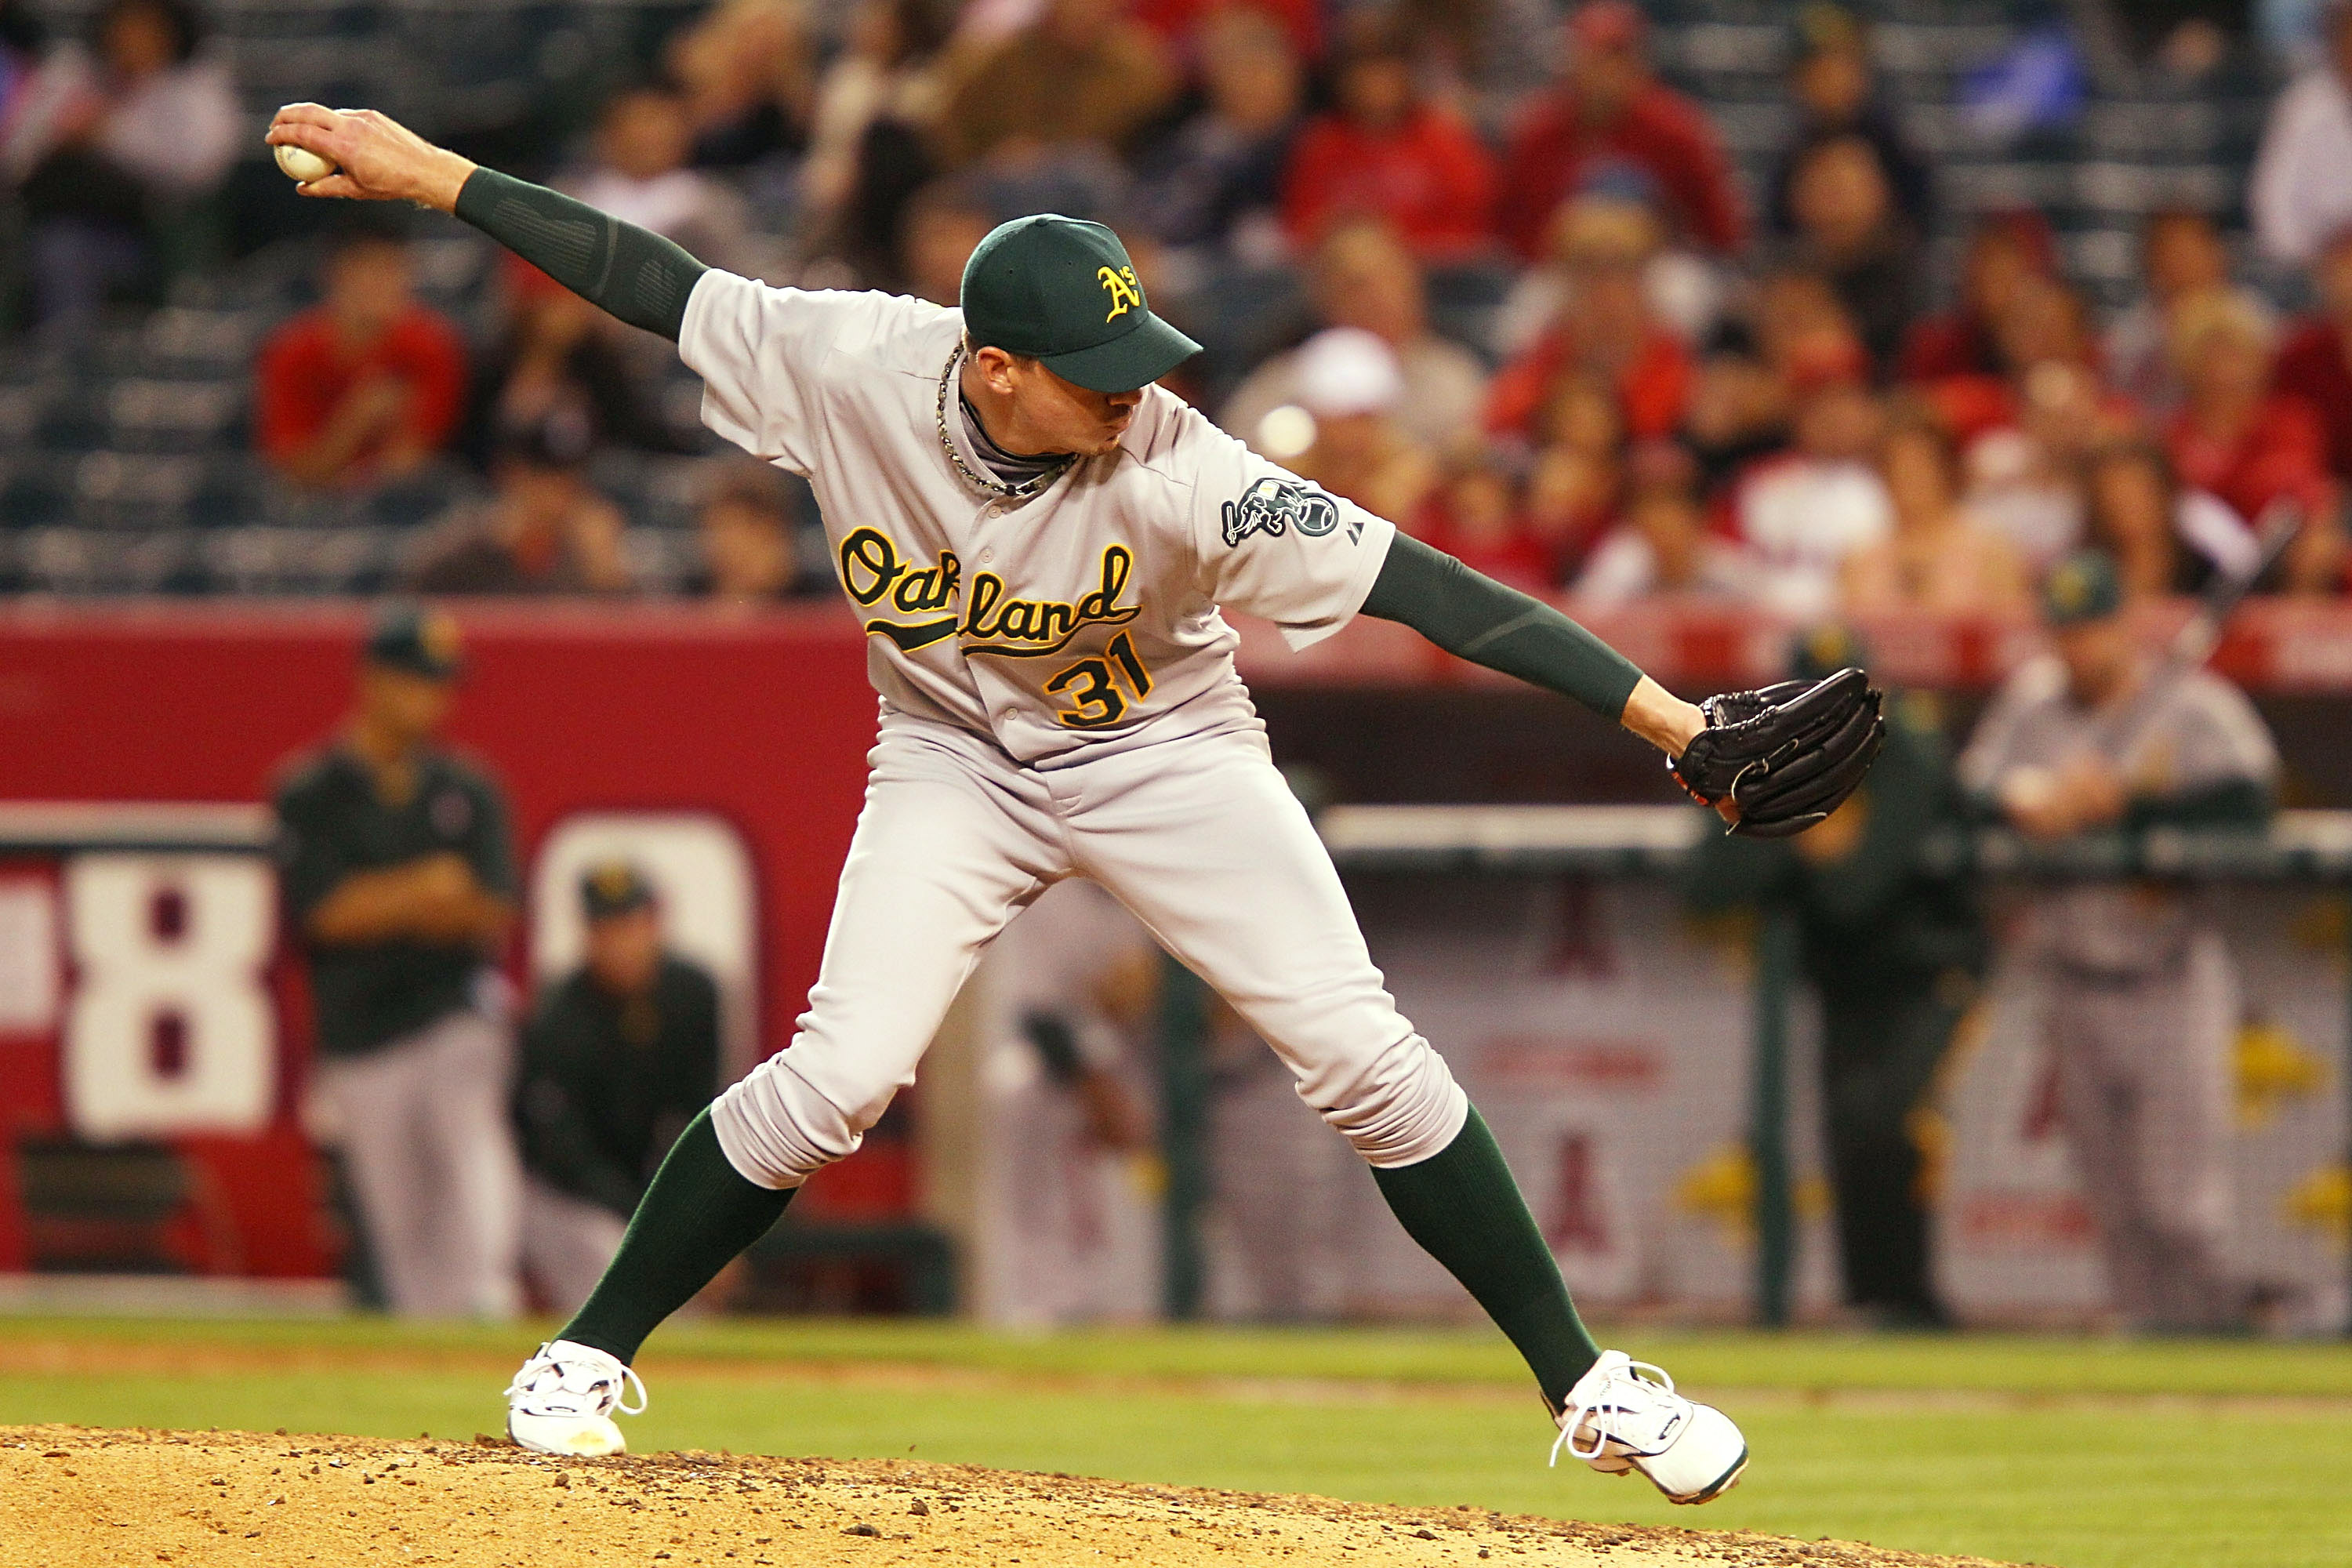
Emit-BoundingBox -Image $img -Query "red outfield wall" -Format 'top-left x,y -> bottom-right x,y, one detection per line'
3,594 -> 2344,1280
0,601 -> 879,1276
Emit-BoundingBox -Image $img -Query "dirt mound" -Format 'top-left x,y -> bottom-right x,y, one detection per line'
1,1425 -> 2015,1568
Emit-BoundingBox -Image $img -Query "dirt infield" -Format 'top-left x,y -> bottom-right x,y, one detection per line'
0,1425 -> 2020,1568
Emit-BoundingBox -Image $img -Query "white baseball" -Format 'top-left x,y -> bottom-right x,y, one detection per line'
274,143 -> 337,183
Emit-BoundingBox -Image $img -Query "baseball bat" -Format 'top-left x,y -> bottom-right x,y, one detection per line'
2100,498 -> 2301,767
2165,497 -> 2303,673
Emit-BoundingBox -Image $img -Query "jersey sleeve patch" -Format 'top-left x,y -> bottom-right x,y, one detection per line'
1220,477 -> 1362,549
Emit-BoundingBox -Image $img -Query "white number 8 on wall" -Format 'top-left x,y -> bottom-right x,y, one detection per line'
64,855 -> 276,1142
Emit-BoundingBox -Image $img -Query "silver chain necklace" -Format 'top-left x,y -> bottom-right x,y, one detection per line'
935,347 -> 1073,500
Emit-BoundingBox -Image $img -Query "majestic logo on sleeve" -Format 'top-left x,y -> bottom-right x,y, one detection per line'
837,526 -> 1139,657
1098,265 -> 1143,321
1220,476 -> 1355,548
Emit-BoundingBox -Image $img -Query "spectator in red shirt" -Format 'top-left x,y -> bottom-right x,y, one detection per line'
1279,12 -> 1496,263
1483,194 -> 1692,448
2161,293 -> 2347,593
255,228 -> 467,491
1923,273 -> 2118,450
1496,0 -> 1744,261
1896,210 -> 2057,384
2274,225 -> 2352,482
2165,292 -> 2339,552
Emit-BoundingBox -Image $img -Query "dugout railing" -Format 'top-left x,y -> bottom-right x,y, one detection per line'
1150,808 -> 2352,1332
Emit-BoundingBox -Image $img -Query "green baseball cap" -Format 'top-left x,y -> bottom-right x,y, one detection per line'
580,860 -> 656,920
959,215 -> 1203,394
2040,550 -> 2125,627
365,601 -> 463,681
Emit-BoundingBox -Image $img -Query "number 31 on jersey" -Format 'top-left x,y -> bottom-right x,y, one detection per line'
1046,633 -> 1152,729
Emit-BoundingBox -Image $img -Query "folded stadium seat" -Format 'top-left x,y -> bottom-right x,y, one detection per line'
621,525 -> 693,597
71,452 -> 209,531
188,454 -> 267,531
0,383 -> 48,453
363,459 -> 478,531
260,482 -> 367,533
2081,100 -> 2229,160
407,234 -> 499,343
659,371 -> 711,439
1423,263 -> 1515,368
1871,18 -> 2024,80
34,379 -> 111,453
200,523 -> 398,596
1939,158 -> 2078,221
16,525 -> 197,596
219,0 -> 383,40
381,0 -> 622,156
589,452 -> 651,524
106,378 -> 249,456
141,306 -> 274,377
13,528 -> 96,593
218,32 -> 376,129
1670,0 -> 1802,27
1662,18 -> 1791,80
1878,0 -> 2042,25
634,453 -> 731,533
2065,227 -> 2143,310
0,456 -> 71,531
1706,100 -> 1798,163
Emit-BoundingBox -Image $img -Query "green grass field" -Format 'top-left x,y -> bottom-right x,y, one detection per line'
5,1316 -> 2348,1568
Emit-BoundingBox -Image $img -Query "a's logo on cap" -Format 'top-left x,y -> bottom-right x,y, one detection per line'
591,863 -> 634,901
2051,562 -> 2089,612
1097,264 -> 1142,322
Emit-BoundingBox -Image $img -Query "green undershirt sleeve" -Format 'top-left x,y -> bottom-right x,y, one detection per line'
452,167 -> 709,342
1359,534 -> 1644,722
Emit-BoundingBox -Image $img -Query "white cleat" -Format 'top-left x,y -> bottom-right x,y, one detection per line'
505,1339 -> 646,1457
1551,1350 -> 1747,1504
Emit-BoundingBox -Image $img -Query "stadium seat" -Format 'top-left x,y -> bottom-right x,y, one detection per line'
107,379 -> 249,456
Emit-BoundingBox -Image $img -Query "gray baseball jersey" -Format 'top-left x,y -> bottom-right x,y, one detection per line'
681,272 -> 1396,763
1958,655 -> 2278,972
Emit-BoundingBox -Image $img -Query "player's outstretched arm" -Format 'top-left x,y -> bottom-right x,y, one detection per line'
1359,537 -> 1886,834
265,103 -> 709,342
1360,534 -> 1703,753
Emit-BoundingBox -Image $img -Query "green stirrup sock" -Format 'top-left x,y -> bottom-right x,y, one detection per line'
558,1109 -> 793,1364
1373,1106 -> 1602,1412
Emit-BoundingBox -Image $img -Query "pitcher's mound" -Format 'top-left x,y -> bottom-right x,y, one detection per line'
2,1425 -> 2014,1567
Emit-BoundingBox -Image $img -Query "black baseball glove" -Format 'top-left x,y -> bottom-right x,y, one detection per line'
1669,667 -> 1886,838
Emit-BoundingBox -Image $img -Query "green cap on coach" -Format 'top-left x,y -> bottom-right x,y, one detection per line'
2039,549 -> 2125,628
959,215 -> 1202,394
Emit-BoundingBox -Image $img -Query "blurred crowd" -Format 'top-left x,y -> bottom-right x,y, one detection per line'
7,0 -> 2352,610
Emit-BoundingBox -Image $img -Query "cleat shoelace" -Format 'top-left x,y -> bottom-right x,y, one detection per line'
1550,1360 -> 1675,1469
506,1345 -> 648,1417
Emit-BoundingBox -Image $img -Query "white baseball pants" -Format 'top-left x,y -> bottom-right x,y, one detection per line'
2045,930 -> 2240,1331
519,1175 -> 630,1317
312,1008 -> 524,1319
713,716 -> 1468,1188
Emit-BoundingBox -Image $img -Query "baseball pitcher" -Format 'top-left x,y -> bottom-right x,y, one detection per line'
270,102 -> 1883,1502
